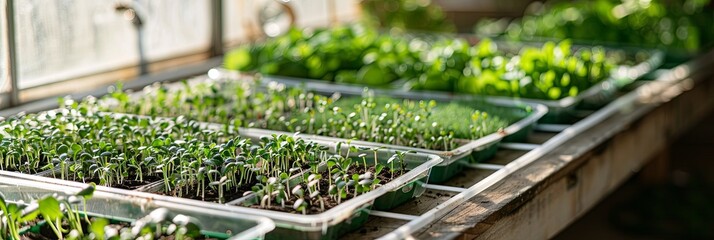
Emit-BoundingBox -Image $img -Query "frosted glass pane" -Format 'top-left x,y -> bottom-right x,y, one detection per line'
224,0 -> 250,44
15,0 -> 210,89
15,0 -> 136,88
294,0 -> 360,26
224,0 -> 269,45
223,0 -> 361,46
0,0 -> 7,93
292,0 -> 329,27
333,0 -> 360,22
140,0 -> 211,60
224,0 -> 297,43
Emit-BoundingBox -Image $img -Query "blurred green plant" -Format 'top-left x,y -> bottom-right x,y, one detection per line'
475,0 -> 714,53
225,25 -> 628,100
409,39 -> 617,100
1,184 -> 207,239
360,0 -> 455,33
224,25 -> 424,86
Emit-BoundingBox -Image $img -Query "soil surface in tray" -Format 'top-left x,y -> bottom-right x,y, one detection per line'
2,166 -> 42,174
247,165 -> 403,214
154,182 -> 254,204
73,175 -> 163,190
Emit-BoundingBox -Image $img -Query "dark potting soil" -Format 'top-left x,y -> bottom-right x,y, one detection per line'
154,182 -> 254,204
77,175 -> 163,190
2,166 -> 41,174
248,164 -> 405,214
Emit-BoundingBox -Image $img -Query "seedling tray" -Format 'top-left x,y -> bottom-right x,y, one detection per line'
0,173 -> 276,240
102,72 -> 543,183
58,112 -> 441,214
7,210 -> 235,239
0,131 -> 441,240
224,141 -> 436,211
219,149 -> 441,240
129,131 -> 434,213
237,92 -> 546,184
209,81 -> 546,182
208,70 -> 545,181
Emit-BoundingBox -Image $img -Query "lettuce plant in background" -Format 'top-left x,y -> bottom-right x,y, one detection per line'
224,24 -> 622,100
475,0 -> 714,53
409,39 -> 617,100
224,25 -> 424,86
360,0 -> 455,33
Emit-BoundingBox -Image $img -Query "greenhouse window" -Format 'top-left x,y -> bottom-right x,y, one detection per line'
0,0 -> 359,110
14,1 -> 212,89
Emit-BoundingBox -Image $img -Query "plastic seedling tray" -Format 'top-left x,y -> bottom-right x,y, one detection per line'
206,70 -> 545,181
52,113 -> 439,213
237,93 -> 546,184
103,72 -> 543,183
226,143 -> 436,211
410,49 -> 663,123
221,149 -> 441,240
0,173 -> 276,240
303,80 -> 545,143
0,137 -> 441,240
7,210 -> 235,239
210,82 -> 545,182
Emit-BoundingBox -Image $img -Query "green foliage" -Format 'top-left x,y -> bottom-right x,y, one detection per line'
1,184 -> 96,239
360,0 -> 455,33
0,106 -> 341,204
250,143 -> 409,214
0,184 -> 207,239
410,39 -> 617,100
289,96 -> 510,150
224,25 -> 422,86
1,100 -> 422,214
225,25 -> 631,100
475,0 -> 714,52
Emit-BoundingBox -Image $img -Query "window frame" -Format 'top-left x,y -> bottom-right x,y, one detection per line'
1,0 -> 225,107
